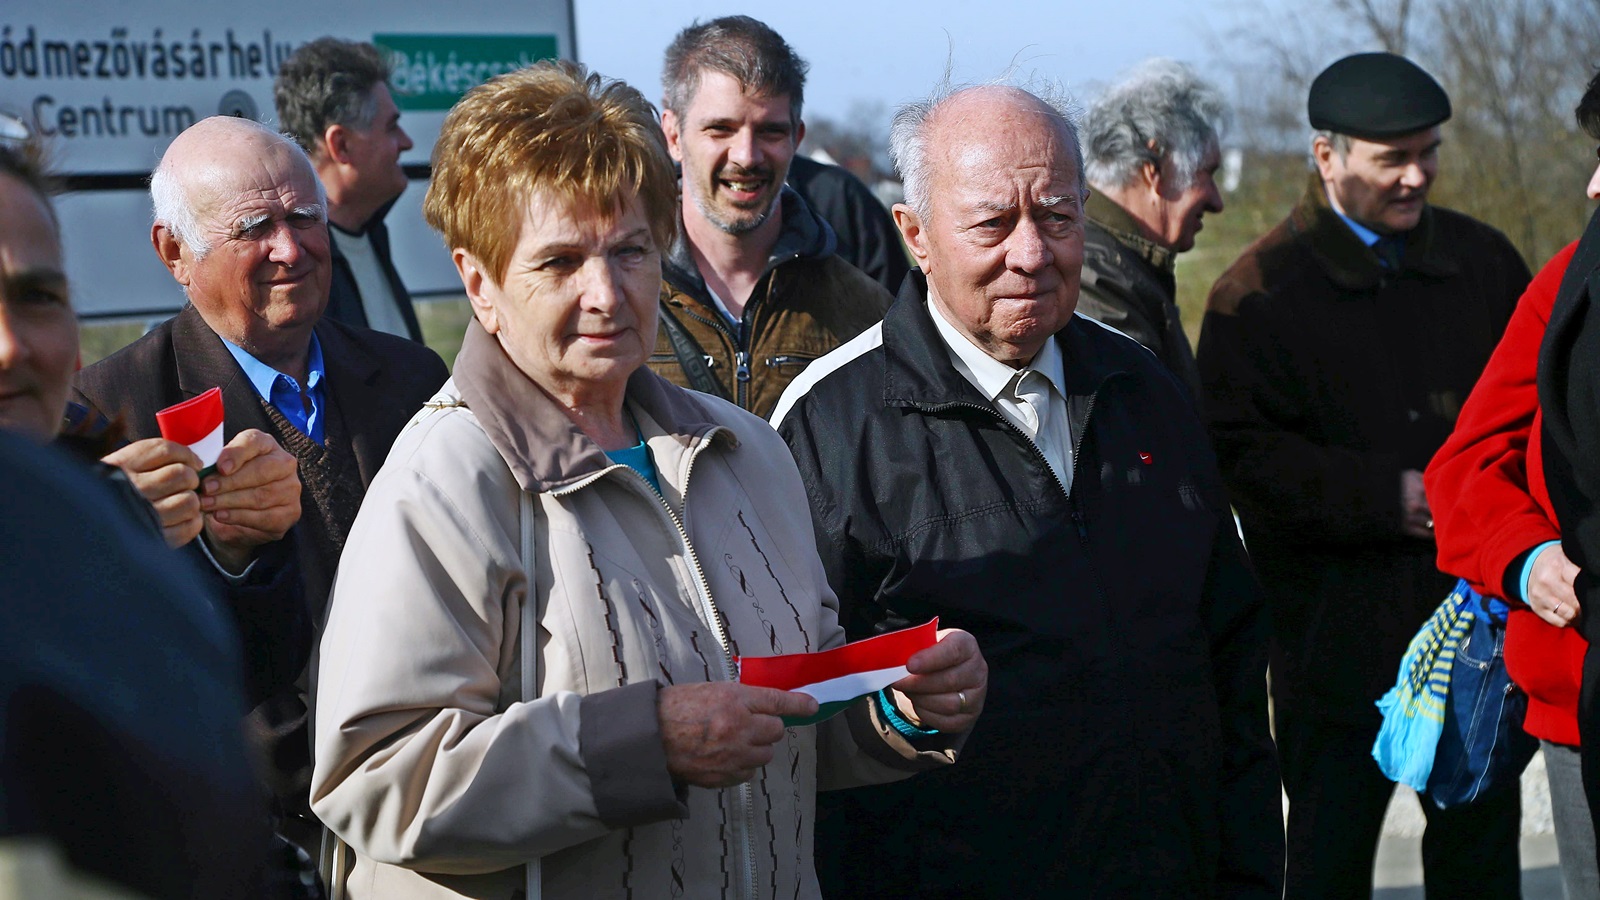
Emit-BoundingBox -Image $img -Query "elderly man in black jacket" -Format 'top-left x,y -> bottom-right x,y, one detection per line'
774,81 -> 1281,900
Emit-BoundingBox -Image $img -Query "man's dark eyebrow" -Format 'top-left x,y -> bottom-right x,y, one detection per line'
702,115 -> 790,131
4,267 -> 69,299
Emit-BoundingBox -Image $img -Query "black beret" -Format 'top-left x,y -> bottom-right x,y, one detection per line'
1307,52 -> 1451,139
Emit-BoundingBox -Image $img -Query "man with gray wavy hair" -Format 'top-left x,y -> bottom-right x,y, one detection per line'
774,79 -> 1280,898
1078,58 -> 1228,397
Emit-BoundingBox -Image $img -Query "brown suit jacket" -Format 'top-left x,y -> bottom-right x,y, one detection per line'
71,303 -> 448,822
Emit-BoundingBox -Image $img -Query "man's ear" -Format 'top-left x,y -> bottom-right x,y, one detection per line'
151,223 -> 192,286
1311,136 -> 1337,182
893,203 -> 931,273
453,248 -> 500,334
661,108 -> 684,162
795,118 -> 806,148
321,123 -> 351,166
1140,158 -> 1162,194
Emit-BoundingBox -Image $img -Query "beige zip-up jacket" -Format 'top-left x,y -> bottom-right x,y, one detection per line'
310,323 -> 956,899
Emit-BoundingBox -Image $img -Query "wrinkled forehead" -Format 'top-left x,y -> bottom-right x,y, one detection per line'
934,118 -> 1081,205
189,145 -> 321,226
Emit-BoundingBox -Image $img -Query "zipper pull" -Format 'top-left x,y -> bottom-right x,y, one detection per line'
735,351 -> 751,383
1071,504 -> 1088,541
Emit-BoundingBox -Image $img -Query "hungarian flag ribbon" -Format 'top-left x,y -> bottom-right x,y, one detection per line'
737,618 -> 939,726
156,387 -> 225,480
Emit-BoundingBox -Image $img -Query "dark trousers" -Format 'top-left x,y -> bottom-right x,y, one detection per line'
1277,702 -> 1522,899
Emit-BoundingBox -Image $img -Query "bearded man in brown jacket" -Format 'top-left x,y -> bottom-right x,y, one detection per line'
648,16 -> 891,417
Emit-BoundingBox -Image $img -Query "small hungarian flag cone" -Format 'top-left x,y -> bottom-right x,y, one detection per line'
738,618 -> 939,726
156,387 -> 225,479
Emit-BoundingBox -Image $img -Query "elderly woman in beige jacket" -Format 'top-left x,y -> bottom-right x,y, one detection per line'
309,62 -> 988,900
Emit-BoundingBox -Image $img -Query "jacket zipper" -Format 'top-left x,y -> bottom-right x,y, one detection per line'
925,400 -> 1073,500
676,253 -> 796,412
735,350 -> 752,408
549,432 -> 760,900
765,354 -> 817,368
925,382 -> 1113,572
675,302 -> 750,411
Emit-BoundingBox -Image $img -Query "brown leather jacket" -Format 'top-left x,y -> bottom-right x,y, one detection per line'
648,187 -> 892,418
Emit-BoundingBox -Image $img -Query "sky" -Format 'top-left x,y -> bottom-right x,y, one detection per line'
573,0 -> 1275,126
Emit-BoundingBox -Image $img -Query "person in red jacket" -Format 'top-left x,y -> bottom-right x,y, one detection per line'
1425,69 -> 1600,900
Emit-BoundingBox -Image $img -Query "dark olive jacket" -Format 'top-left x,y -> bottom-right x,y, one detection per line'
647,187 -> 892,418
1078,192 -> 1202,399
1199,179 -> 1529,719
1537,204 -> 1600,833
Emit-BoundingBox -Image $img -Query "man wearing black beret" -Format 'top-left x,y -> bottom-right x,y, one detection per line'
1198,52 -> 1531,898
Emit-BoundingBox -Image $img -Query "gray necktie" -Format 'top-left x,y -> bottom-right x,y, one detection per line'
1012,369 -> 1049,434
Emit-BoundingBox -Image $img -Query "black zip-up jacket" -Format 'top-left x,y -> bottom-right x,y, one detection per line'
325,200 -> 423,343
786,154 -> 911,295
774,272 -> 1282,898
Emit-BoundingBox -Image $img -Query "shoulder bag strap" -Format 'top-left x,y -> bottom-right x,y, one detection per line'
659,306 -> 730,400
520,490 -> 542,900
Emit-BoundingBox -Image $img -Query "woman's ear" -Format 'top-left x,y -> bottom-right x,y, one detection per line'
453,248 -> 501,335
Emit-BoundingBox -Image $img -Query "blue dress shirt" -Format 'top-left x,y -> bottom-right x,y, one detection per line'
1335,209 -> 1383,248
220,334 -> 327,444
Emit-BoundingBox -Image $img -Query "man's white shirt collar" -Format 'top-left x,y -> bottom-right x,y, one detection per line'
926,295 -> 1074,493
927,297 -> 1066,402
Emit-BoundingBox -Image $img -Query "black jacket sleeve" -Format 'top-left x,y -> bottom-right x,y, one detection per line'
188,532 -> 309,709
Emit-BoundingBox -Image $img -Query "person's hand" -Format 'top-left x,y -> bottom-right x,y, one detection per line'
1528,544 -> 1582,629
200,429 -> 301,573
1401,469 -> 1433,540
889,628 -> 987,734
657,682 -> 818,788
102,437 -> 204,549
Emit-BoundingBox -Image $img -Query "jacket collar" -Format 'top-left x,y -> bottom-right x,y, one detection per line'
452,319 -> 726,493
328,196 -> 398,240
170,304 -> 393,478
1290,173 -> 1459,290
1086,192 -> 1175,275
881,270 -> 1129,411
662,184 -> 837,299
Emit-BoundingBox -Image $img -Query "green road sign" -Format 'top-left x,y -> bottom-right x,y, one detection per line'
376,34 -> 560,110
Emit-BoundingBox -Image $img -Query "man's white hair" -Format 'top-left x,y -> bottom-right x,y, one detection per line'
149,118 -> 326,260
889,76 -> 1085,221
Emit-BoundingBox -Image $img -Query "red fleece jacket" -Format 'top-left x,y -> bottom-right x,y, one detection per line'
1425,241 -> 1586,745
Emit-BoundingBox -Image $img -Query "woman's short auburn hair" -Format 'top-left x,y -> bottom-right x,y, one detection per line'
424,60 -> 678,283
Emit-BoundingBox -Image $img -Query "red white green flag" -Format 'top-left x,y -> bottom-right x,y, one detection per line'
156,387 -> 224,477
737,618 -> 939,726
